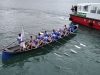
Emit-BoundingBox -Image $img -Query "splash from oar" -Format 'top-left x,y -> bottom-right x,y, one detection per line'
54,53 -> 62,57
64,53 -> 70,56
70,49 -> 77,53
74,45 -> 81,49
80,43 -> 86,47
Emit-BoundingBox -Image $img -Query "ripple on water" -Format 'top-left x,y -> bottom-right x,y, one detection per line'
92,49 -> 100,54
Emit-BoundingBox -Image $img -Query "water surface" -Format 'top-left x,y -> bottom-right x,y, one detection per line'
0,0 -> 100,75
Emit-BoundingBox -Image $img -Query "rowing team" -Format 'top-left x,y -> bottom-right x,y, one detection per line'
17,25 -> 77,51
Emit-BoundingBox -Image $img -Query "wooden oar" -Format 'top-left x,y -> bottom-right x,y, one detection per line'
41,46 -> 62,57
0,40 -> 17,51
54,39 -> 77,54
62,36 -> 86,47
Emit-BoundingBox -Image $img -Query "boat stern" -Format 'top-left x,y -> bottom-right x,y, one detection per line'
2,51 -> 18,61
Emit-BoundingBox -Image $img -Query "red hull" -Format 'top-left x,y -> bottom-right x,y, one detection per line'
69,14 -> 100,30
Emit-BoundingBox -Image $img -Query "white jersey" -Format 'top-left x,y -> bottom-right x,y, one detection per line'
17,36 -> 26,48
17,36 -> 21,44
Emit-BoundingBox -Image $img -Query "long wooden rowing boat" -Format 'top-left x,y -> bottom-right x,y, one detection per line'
2,25 -> 78,61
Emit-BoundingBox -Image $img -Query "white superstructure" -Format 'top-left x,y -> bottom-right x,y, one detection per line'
77,3 -> 100,20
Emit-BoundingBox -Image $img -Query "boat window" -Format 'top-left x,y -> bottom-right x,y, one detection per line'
83,6 -> 88,12
78,6 -> 81,11
90,7 -> 97,13
97,8 -> 100,14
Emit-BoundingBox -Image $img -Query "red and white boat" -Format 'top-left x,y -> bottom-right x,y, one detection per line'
69,3 -> 100,30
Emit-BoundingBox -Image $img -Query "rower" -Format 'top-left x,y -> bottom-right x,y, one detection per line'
63,28 -> 67,36
64,25 -> 68,30
43,36 -> 48,44
44,31 -> 50,37
55,30 -> 61,39
44,31 -> 52,42
64,25 -> 69,35
52,29 -> 58,35
37,33 -> 44,45
51,32 -> 57,41
26,36 -> 35,49
17,33 -> 22,51
34,36 -> 39,48
58,28 -> 64,37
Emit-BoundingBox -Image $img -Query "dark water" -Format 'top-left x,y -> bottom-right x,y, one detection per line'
0,0 -> 100,75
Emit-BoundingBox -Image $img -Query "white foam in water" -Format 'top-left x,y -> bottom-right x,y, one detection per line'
65,17 -> 69,20
80,43 -> 86,47
70,49 -> 77,53
74,45 -> 81,49
54,53 -> 62,57
25,32 -> 28,34
40,32 -> 44,35
64,53 -> 70,56
55,16 -> 64,20
56,16 -> 69,20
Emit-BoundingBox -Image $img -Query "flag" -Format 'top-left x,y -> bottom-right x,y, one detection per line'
21,25 -> 26,49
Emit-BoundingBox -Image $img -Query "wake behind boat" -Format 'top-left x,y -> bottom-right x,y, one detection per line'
2,25 -> 78,61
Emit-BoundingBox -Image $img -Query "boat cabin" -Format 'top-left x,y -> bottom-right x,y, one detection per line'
76,3 -> 100,20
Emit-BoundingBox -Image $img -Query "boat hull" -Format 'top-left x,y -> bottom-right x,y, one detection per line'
69,14 -> 100,30
2,29 -> 78,61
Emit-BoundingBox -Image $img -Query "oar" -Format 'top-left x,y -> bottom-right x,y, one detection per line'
62,35 -> 86,47
0,40 -> 17,51
54,39 -> 77,54
39,31 -> 77,53
41,46 -> 62,57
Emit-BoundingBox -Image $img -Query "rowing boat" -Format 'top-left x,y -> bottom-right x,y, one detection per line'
2,25 -> 78,61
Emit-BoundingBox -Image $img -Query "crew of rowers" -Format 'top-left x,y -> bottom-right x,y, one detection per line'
25,25 -> 77,49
